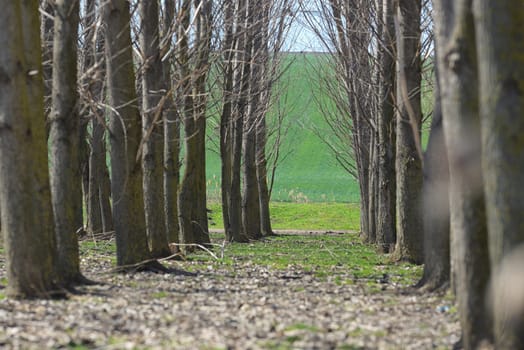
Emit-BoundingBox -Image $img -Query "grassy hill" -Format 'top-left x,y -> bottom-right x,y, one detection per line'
205,53 -> 359,203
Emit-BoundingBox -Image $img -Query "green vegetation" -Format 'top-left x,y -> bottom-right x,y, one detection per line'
182,233 -> 422,287
208,202 -> 360,231
206,53 -> 358,203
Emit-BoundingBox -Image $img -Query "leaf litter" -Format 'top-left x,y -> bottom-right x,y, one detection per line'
0,233 -> 460,349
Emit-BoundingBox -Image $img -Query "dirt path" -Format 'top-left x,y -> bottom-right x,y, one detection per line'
0,235 -> 460,349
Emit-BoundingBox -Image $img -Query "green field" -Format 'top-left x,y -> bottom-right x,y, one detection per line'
206,53 -> 359,203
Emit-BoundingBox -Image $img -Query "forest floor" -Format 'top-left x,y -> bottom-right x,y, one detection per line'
0,232 -> 460,350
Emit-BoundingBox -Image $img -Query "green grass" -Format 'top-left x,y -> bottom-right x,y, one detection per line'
187,232 -> 422,287
206,53 -> 358,203
208,202 -> 360,231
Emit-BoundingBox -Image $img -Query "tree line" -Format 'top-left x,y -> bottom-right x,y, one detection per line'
303,0 -> 524,348
0,0 -> 292,297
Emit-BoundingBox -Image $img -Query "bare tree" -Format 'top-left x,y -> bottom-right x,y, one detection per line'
103,0 -> 158,268
48,0 -> 87,284
81,0 -> 113,235
393,0 -> 423,263
177,0 -> 213,247
138,0 -> 171,258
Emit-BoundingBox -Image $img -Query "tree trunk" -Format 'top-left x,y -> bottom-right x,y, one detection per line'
103,0 -> 151,267
177,0 -> 211,247
138,0 -> 171,258
417,65 -> 450,291
474,0 -> 524,347
393,0 -> 424,264
364,127 -> 378,244
434,0 -> 491,347
40,0 -> 53,121
0,0 -> 60,298
230,0 -> 248,241
242,0 -> 262,240
220,0 -> 236,241
83,0 -> 113,235
192,0 -> 212,245
162,0 -> 180,246
376,0 -> 397,253
255,2 -> 273,237
48,0 -> 84,284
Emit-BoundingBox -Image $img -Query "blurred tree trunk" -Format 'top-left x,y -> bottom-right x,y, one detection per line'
103,0 -> 152,267
138,0 -> 171,258
393,0 -> 424,264
433,0 -> 491,347
474,0 -> 524,348
162,0 -> 181,246
0,0 -> 60,298
376,0 -> 397,253
417,63 -> 450,291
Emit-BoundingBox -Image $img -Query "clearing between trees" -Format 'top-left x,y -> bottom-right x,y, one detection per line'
0,233 -> 459,349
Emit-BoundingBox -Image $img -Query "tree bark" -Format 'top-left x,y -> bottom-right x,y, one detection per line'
230,0 -> 248,241
162,0 -> 180,246
103,0 -> 151,266
0,0 -> 60,298
474,0 -> 524,347
376,0 -> 397,253
48,0 -> 84,284
434,0 -> 491,347
138,0 -> 171,258
393,0 -> 424,264
242,0 -> 262,240
417,65 -> 450,291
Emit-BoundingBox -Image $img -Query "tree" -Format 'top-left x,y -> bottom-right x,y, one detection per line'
161,0 -> 181,247
177,0 -> 212,248
241,0 -> 263,239
48,0 -> 87,285
417,67 -> 450,291
433,0 -> 491,347
138,0 -> 171,258
103,0 -> 155,268
81,0 -> 113,235
376,0 -> 397,253
393,0 -> 424,264
474,0 -> 524,347
0,0 -> 60,298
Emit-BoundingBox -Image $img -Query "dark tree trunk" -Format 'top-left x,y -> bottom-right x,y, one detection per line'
104,0 -> 151,267
0,0 -> 60,298
376,0 -> 397,253
49,0 -> 85,284
162,0 -> 180,246
393,0 -> 424,264
138,0 -> 171,258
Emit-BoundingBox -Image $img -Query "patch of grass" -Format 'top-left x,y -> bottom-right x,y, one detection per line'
186,233 -> 422,289
152,291 -> 169,299
208,202 -> 360,232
